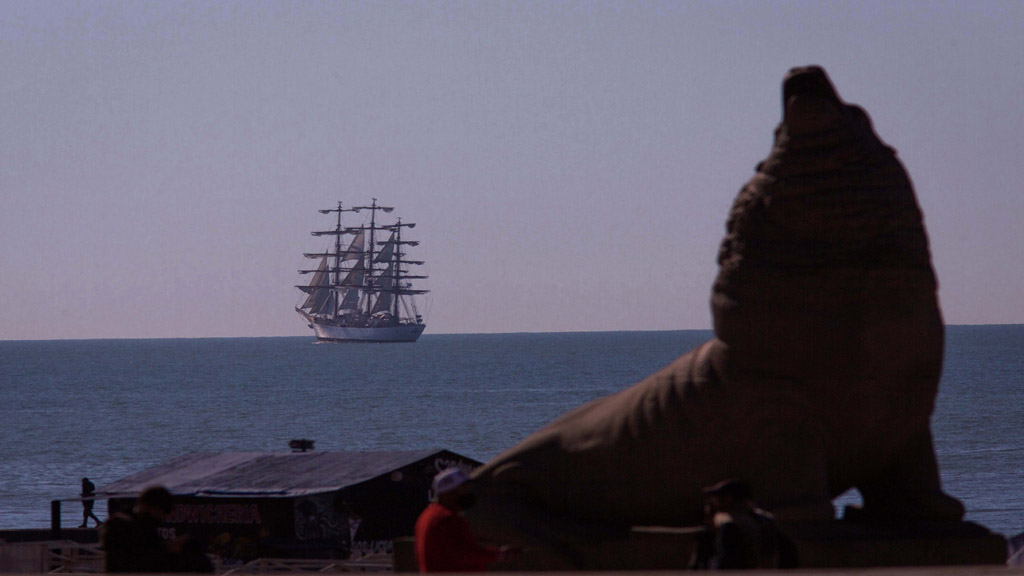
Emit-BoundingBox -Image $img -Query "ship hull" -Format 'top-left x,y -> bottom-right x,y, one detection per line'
310,321 -> 426,343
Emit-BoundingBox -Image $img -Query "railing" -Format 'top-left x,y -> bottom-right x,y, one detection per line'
0,540 -> 391,574
46,541 -> 104,574
0,540 -> 102,574
221,553 -> 392,574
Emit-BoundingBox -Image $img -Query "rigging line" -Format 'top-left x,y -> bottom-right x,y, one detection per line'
423,293 -> 434,322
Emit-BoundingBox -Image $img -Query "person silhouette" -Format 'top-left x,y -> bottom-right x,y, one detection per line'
80,477 -> 102,528
415,468 -> 517,572
695,479 -> 797,570
101,485 -> 211,573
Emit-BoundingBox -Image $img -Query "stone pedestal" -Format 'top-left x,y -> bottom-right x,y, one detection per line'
785,520 -> 1007,568
396,521 -> 1006,571
485,523 -> 1003,571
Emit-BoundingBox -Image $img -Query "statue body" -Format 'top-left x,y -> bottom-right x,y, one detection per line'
469,67 -> 964,556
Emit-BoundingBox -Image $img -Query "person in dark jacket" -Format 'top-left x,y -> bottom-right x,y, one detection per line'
695,479 -> 797,570
101,485 -> 212,573
79,477 -> 102,528
102,486 -> 174,572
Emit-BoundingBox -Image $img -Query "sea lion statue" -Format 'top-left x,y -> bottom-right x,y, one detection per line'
468,66 -> 965,565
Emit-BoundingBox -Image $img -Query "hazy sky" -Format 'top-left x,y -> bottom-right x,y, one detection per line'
2,1 -> 1022,340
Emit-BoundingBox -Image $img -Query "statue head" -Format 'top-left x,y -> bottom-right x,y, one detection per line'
711,66 -> 941,387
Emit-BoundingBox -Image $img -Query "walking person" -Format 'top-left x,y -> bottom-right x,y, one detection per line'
79,477 -> 102,528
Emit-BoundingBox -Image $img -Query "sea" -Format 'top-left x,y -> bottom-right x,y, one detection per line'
1,327 -> 1022,537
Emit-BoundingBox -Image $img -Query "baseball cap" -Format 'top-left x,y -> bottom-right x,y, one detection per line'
432,468 -> 470,496
702,478 -> 752,501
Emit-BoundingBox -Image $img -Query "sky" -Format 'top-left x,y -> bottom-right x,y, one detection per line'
2,1 -> 1023,340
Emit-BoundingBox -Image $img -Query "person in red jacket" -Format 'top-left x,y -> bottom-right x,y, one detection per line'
415,468 -> 507,573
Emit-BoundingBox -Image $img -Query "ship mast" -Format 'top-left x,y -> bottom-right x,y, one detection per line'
299,199 -> 428,331
333,203 -> 342,317
351,198 -> 394,318
385,218 -> 428,321
311,202 -> 361,319
393,220 -> 402,319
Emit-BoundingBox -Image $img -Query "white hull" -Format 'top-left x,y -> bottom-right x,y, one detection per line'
310,321 -> 426,343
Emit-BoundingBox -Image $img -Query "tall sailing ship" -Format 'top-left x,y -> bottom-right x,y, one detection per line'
296,200 -> 428,342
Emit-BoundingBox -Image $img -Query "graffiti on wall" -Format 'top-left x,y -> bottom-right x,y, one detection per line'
167,503 -> 262,525
294,494 -> 343,542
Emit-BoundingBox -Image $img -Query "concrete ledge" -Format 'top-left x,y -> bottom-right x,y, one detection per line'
786,520 -> 1007,568
397,521 -> 1007,571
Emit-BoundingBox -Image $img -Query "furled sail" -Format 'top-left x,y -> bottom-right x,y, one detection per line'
299,256 -> 333,314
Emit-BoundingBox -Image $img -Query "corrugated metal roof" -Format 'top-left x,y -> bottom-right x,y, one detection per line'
98,449 -> 454,498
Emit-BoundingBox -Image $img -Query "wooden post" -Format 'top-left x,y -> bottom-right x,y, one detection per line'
50,499 -> 61,539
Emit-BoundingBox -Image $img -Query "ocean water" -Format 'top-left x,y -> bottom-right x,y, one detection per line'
1,327 -> 1021,537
